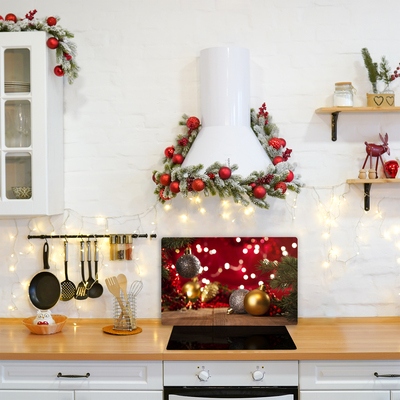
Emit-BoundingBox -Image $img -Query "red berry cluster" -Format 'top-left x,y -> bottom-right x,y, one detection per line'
186,177 -> 194,191
256,174 -> 274,185
24,9 -> 37,20
391,64 -> 400,81
161,294 -> 186,311
207,173 -> 216,180
258,102 -> 269,125
178,138 -> 188,146
282,148 -> 292,161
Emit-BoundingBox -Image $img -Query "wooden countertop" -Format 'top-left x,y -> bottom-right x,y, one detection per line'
1,317 -> 400,361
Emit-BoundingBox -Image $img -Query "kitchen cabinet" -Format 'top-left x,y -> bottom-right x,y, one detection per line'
299,360 -> 400,400
0,360 -> 163,399
0,31 -> 63,216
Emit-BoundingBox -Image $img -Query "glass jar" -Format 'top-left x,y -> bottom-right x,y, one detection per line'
109,234 -> 117,261
116,234 -> 125,260
125,234 -> 133,260
333,82 -> 355,107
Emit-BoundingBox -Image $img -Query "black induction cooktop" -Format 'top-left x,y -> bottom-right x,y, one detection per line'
166,325 -> 297,350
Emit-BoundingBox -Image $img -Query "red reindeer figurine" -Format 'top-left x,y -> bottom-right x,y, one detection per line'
362,133 -> 390,178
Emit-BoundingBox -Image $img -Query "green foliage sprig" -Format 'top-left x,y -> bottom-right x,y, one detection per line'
361,48 -> 379,92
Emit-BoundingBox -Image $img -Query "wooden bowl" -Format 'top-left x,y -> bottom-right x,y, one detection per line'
22,315 -> 67,335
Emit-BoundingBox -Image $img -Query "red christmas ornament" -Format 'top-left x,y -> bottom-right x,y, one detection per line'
274,182 -> 287,194
273,156 -> 283,165
249,182 -> 256,188
268,137 -> 282,150
280,138 -> 286,148
219,167 -> 232,180
0,16 -> 3,21
160,189 -> 171,201
152,174 -> 158,184
47,16 -> 57,26
164,146 -> 175,158
172,153 -> 184,164
63,52 -> 72,61
192,179 -> 205,192
385,160 -> 399,178
54,65 -> 64,77
253,186 -> 266,199
46,37 -> 59,49
159,174 -> 171,186
285,170 -> 294,182
169,181 -> 181,193
186,116 -> 200,131
5,13 -> 17,23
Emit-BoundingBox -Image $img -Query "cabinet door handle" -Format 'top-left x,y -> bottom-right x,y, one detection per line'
374,372 -> 400,378
57,372 -> 90,378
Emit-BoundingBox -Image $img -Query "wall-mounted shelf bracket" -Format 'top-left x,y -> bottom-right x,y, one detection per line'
331,111 -> 340,141
364,183 -> 371,211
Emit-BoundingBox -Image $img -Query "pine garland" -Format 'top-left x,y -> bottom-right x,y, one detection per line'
0,11 -> 79,84
153,104 -> 304,210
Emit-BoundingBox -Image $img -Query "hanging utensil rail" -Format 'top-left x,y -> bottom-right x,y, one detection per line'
27,233 -> 157,240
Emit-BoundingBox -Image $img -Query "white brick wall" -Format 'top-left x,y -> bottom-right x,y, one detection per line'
1,0 -> 400,319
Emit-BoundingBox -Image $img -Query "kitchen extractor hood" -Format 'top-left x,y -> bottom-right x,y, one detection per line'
181,46 -> 272,177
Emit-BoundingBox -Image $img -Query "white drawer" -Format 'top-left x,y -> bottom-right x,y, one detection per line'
0,360 -> 163,390
0,391 -> 74,400
300,391 -> 390,400
75,390 -> 163,400
164,360 -> 298,386
300,360 -> 400,390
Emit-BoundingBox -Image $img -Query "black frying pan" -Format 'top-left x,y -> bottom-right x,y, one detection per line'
28,242 -> 61,310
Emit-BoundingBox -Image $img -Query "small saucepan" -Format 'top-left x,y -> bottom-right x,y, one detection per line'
28,242 -> 61,310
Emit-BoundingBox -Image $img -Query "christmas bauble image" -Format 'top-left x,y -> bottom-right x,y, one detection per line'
219,166 -> 231,180
253,185 -> 266,199
169,181 -> 180,193
244,286 -> 270,316
176,249 -> 201,279
192,179 -> 205,192
159,173 -> 171,186
229,289 -> 249,313
274,181 -> 287,194
182,278 -> 201,299
201,281 -> 219,302
54,65 -> 64,77
186,116 -> 200,130
46,37 -> 59,49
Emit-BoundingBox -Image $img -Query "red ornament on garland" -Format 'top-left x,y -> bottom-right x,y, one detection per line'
47,16 -> 57,26
249,182 -> 256,188
186,116 -> 200,131
280,138 -> 286,148
169,181 -> 180,193
219,167 -> 232,180
152,174 -> 158,184
273,156 -> 283,165
5,13 -> 17,23
253,186 -> 266,199
172,153 -> 184,164
192,179 -> 205,192
164,146 -> 175,158
159,174 -> 171,186
46,37 -> 59,49
160,189 -> 171,201
54,65 -> 64,77
285,170 -> 294,182
0,16 -> 3,21
274,182 -> 287,194
268,137 -> 282,150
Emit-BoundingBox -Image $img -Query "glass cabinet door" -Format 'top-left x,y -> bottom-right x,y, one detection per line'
5,100 -> 31,148
5,153 -> 32,199
4,48 -> 30,93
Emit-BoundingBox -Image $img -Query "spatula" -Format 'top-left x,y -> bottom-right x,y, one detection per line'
117,274 -> 128,302
105,276 -> 130,327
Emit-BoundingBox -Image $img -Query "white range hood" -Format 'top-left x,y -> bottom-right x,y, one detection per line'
181,46 -> 272,177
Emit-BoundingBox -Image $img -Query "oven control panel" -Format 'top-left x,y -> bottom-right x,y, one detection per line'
164,361 -> 298,386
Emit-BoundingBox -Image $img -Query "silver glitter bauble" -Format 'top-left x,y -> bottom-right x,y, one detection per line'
229,289 -> 249,314
175,254 -> 201,279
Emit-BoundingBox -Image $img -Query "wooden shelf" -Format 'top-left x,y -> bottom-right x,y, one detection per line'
315,107 -> 400,141
316,107 -> 400,114
347,178 -> 400,211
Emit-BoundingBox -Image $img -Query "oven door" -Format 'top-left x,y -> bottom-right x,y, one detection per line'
164,387 -> 298,400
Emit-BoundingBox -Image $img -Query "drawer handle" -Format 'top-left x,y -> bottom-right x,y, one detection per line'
374,372 -> 400,378
57,373 -> 90,379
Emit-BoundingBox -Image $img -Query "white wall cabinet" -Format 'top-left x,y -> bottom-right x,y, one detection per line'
0,31 -> 63,216
299,360 -> 400,400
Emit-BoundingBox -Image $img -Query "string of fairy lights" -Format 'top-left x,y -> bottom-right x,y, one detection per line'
4,181 -> 400,314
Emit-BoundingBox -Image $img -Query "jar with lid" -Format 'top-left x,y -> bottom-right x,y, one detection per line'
109,234 -> 117,261
125,234 -> 133,260
333,82 -> 355,107
116,234 -> 125,260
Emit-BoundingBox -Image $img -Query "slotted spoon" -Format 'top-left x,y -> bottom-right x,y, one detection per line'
60,241 -> 76,301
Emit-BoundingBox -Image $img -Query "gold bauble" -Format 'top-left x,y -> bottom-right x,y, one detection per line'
243,285 -> 270,316
201,282 -> 219,302
181,278 -> 201,299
